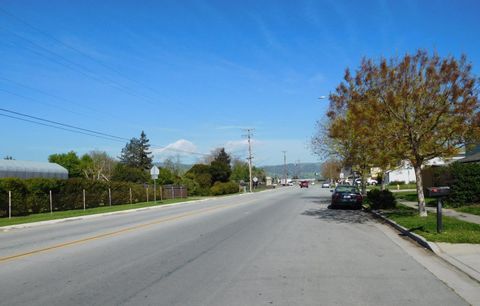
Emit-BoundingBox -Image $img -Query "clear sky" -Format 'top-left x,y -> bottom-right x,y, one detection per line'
1,0 -> 479,166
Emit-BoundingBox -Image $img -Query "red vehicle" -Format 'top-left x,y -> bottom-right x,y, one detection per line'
300,181 -> 309,188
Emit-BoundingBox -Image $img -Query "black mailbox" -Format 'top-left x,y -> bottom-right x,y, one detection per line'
426,186 -> 450,198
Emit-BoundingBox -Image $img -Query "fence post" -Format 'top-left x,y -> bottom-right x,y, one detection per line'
160,185 -> 163,201
83,189 -> 86,211
129,188 -> 132,204
8,190 -> 11,219
109,188 -> 112,206
49,190 -> 53,214
172,186 -> 175,200
146,187 -> 149,202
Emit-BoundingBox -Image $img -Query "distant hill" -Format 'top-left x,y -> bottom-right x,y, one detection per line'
261,162 -> 322,179
154,162 -> 324,179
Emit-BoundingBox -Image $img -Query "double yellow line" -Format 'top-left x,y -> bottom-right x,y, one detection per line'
0,204 -> 229,264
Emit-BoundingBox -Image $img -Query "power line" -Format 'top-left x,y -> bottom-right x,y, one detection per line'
0,7 -> 168,100
0,108 -> 128,141
0,76 -> 108,115
0,26 -> 161,107
0,113 -> 126,142
0,107 -> 209,156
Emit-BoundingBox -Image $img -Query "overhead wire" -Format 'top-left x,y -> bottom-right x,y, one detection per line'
0,108 -> 209,156
0,7 -> 169,100
0,113 -> 126,142
0,26 -> 161,107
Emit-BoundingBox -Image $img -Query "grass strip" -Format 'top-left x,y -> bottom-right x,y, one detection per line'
0,197 -> 205,227
454,205 -> 480,217
381,204 -> 480,243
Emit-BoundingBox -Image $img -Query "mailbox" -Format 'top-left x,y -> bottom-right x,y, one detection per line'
426,186 -> 450,198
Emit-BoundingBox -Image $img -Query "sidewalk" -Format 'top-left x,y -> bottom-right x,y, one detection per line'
395,199 -> 480,283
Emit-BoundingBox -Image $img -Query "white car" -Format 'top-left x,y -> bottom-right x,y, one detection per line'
321,182 -> 330,188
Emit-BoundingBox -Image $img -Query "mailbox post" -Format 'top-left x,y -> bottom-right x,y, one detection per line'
426,186 -> 450,233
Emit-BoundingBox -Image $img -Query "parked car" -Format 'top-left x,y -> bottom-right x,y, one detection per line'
300,181 -> 309,188
354,178 -> 378,186
330,185 -> 363,209
321,182 -> 330,188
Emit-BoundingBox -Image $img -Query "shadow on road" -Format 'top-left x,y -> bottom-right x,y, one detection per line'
300,196 -> 330,206
302,208 -> 372,224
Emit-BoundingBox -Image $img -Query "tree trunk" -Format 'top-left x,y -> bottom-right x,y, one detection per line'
381,172 -> 387,191
414,165 -> 427,217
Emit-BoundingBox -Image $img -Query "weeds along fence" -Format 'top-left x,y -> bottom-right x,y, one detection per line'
0,178 -> 187,218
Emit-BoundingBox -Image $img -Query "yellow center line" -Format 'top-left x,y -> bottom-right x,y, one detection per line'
0,204 -> 231,264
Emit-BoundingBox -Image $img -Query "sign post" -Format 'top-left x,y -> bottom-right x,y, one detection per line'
150,166 -> 159,203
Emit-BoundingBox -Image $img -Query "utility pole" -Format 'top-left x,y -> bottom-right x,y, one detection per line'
282,151 -> 287,186
243,129 -> 254,192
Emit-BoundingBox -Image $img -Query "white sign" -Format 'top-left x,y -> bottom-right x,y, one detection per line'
253,177 -> 258,183
150,166 -> 159,179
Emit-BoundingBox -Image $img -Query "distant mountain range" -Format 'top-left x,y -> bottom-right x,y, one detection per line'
261,162 -> 322,179
155,162 -> 323,179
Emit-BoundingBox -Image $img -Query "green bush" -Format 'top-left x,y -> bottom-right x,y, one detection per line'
0,178 -> 154,217
210,181 -> 239,196
445,162 -> 480,207
388,181 -> 405,186
25,178 -> 61,213
0,178 -> 28,216
367,189 -> 397,210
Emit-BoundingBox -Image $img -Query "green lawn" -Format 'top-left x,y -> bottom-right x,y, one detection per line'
0,197 -> 205,227
393,191 -> 437,206
381,204 -> 480,243
454,205 -> 480,216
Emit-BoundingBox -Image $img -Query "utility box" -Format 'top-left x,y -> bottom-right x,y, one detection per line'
426,186 -> 450,198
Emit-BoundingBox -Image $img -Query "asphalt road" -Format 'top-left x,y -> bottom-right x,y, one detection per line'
0,186 -> 471,305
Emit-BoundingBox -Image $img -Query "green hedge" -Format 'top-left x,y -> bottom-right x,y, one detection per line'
366,189 -> 397,210
210,181 -> 239,196
445,162 -> 480,207
0,178 -> 158,217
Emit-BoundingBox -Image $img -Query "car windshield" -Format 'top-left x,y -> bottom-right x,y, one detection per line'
335,186 -> 359,193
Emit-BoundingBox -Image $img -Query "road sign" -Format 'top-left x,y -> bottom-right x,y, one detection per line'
150,165 -> 159,179
253,177 -> 258,183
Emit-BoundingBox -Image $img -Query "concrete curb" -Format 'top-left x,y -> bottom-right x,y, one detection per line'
0,198 -> 210,231
369,209 -> 437,252
0,187 -> 281,232
369,209 -> 480,284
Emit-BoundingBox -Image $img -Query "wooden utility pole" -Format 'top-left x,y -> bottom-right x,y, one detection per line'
243,129 -> 254,192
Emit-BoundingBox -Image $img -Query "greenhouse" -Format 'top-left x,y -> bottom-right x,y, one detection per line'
0,160 -> 68,179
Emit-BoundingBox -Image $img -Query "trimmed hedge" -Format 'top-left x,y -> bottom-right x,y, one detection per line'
366,189 -> 396,210
445,162 -> 480,207
210,181 -> 239,196
0,178 -> 159,217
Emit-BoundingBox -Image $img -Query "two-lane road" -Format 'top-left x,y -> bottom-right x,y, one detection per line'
0,187 -> 471,305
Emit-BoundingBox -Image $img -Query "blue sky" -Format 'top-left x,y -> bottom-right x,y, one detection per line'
1,0 -> 479,166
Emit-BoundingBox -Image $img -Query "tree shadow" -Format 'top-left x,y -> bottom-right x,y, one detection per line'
300,196 -> 331,206
302,208 -> 372,224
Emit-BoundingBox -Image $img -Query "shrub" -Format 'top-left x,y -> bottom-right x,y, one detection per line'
0,178 -> 28,216
367,189 -> 396,210
25,178 -> 61,213
444,162 -> 480,207
210,181 -> 239,196
388,181 -> 405,186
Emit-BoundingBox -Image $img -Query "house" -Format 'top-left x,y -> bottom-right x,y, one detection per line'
458,144 -> 480,163
385,150 -> 465,184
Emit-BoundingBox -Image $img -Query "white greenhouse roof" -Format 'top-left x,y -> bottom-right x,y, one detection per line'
0,160 -> 68,179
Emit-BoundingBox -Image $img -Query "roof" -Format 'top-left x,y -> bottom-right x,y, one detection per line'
458,152 -> 480,163
0,160 -> 68,179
